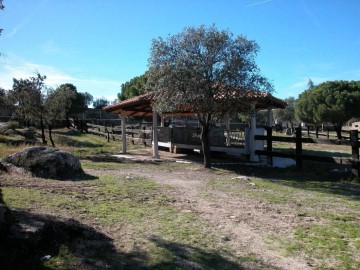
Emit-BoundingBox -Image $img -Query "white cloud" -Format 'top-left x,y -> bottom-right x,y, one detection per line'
245,0 -> 271,8
42,40 -> 70,57
0,59 -> 121,100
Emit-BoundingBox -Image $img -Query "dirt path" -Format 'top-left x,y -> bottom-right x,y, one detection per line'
108,162 -> 311,270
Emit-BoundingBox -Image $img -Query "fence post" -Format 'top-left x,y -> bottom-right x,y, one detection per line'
266,127 -> 273,166
350,130 -> 359,177
296,127 -> 303,170
307,126 -> 310,138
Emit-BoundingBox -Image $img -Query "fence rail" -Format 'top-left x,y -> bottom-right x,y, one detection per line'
86,123 -> 152,145
255,127 -> 359,176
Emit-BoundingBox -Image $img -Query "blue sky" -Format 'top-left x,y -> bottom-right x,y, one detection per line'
1,0 -> 359,101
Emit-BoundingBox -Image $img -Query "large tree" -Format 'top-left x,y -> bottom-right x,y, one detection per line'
147,25 -> 272,168
9,73 -> 48,144
57,83 -> 93,127
44,87 -> 76,146
295,80 -> 360,139
118,73 -> 147,101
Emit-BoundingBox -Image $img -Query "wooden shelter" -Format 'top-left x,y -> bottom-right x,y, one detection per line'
103,91 -> 286,161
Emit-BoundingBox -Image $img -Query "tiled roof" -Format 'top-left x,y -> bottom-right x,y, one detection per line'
103,91 -> 286,116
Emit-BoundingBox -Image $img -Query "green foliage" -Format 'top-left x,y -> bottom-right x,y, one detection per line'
118,73 -> 147,101
0,0 -> 3,37
148,25 -> 272,115
6,120 -> 19,130
147,25 -> 272,168
0,87 -> 6,108
45,86 -> 76,124
8,73 -> 47,127
273,97 -> 296,127
57,83 -> 93,117
92,97 -> 110,109
295,80 -> 360,138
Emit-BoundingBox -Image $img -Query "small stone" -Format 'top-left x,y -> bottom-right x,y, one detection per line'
41,255 -> 51,261
221,236 -> 231,241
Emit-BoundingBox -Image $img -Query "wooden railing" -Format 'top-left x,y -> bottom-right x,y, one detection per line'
255,127 -> 360,176
87,123 -> 152,145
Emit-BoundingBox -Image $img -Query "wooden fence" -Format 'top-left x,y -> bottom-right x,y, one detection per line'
255,127 -> 360,176
87,123 -> 152,145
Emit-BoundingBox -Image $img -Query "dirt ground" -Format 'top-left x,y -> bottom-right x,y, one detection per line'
1,149 -> 317,269
92,149 -> 311,270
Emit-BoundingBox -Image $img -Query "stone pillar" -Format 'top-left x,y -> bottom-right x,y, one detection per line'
152,111 -> 160,159
249,102 -> 259,162
267,108 -> 273,127
121,111 -> 127,154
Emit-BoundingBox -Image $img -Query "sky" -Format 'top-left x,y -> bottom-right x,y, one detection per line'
1,0 -> 360,102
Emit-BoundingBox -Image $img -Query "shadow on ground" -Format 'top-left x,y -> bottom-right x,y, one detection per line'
0,206 -> 276,270
216,159 -> 360,200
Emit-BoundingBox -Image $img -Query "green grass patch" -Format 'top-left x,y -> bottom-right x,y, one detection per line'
1,173 -> 258,269
288,222 -> 360,270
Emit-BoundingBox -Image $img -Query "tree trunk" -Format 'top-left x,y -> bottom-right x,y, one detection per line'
66,114 -> 70,128
334,125 -> 342,140
315,125 -> 319,138
48,125 -> 55,147
40,113 -> 47,145
200,123 -> 212,168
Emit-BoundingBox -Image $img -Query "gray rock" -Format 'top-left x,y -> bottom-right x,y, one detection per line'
2,146 -> 84,179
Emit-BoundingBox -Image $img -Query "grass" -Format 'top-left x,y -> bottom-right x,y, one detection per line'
2,173 -> 251,269
206,168 -> 360,269
1,127 -> 360,269
288,222 -> 360,270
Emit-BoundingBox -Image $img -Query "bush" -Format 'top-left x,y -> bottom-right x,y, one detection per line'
6,120 -> 19,130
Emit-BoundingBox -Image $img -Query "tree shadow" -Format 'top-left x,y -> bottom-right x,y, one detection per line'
0,209 -> 128,270
55,135 -> 100,148
216,160 -> 360,200
69,172 -> 98,181
0,207 -> 278,270
147,236 -> 277,270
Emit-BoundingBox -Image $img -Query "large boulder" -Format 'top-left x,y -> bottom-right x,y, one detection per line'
2,147 -> 84,179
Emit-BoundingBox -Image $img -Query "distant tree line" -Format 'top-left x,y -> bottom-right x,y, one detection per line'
271,79 -> 360,139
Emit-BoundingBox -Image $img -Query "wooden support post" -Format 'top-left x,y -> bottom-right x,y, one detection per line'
225,112 -> 230,146
152,111 -> 160,159
296,127 -> 303,170
266,127 -> 273,166
350,130 -> 359,177
267,108 -> 272,128
121,112 -> 127,154
249,102 -> 259,162
307,126 -> 310,138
